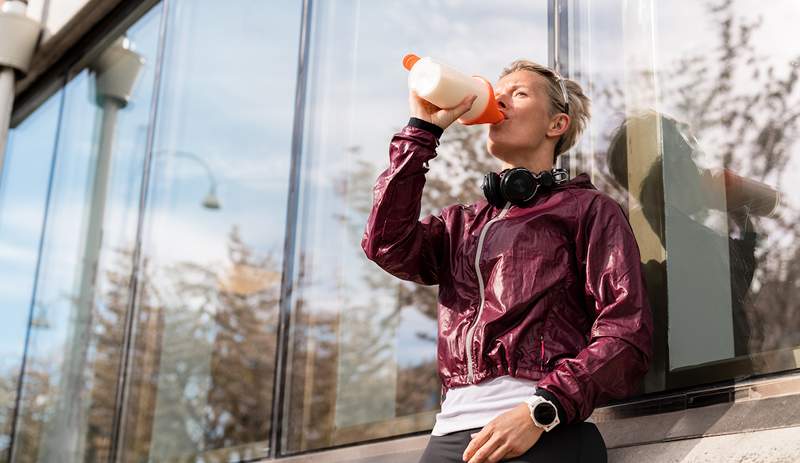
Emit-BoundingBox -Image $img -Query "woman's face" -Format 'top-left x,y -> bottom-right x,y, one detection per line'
487,70 -> 558,163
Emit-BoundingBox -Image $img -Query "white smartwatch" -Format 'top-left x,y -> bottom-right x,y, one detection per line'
524,395 -> 560,432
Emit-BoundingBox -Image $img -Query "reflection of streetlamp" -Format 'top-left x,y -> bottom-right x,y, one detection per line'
29,302 -> 51,329
153,149 -> 222,210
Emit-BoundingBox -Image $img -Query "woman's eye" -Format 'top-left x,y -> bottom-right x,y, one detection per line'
514,91 -> 527,97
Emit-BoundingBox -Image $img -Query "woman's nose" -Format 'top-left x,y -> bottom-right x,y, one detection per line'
495,94 -> 508,109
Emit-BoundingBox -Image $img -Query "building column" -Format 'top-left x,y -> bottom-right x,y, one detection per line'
0,0 -> 41,174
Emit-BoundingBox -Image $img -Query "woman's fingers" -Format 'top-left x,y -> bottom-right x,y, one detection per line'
446,95 -> 478,120
434,94 -> 477,129
485,442 -> 511,463
462,428 -> 490,461
466,435 -> 503,463
409,92 -> 476,131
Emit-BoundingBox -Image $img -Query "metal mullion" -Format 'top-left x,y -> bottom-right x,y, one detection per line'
270,0 -> 314,458
107,0 -> 170,461
549,0 -> 572,173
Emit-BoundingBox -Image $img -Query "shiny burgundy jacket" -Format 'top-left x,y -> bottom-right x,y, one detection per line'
361,124 -> 653,424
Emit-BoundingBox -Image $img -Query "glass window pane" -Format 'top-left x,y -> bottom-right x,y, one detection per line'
119,1 -> 301,461
10,6 -> 162,462
0,89 -> 62,463
565,0 -> 800,391
283,0 -> 548,453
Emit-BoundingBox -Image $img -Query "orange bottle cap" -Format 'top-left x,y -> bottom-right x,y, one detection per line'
403,53 -> 421,71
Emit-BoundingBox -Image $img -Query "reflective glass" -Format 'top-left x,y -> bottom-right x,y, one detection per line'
118,1 -> 301,461
283,0 -> 548,453
0,89 -> 62,462
10,6 -> 162,462
564,0 -> 800,390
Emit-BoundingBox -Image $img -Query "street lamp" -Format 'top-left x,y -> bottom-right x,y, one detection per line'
153,149 -> 222,210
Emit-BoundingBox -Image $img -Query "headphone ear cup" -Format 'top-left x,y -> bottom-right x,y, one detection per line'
538,171 -> 555,189
482,172 -> 505,208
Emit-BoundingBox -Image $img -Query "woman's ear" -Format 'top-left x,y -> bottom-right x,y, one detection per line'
548,114 -> 570,138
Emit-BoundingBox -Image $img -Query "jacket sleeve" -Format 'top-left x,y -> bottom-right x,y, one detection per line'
361,124 -> 447,286
535,193 -> 654,424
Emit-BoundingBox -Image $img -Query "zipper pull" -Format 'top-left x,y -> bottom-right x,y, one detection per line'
540,335 -> 545,370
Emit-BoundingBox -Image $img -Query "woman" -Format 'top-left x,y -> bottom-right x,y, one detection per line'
362,60 -> 653,462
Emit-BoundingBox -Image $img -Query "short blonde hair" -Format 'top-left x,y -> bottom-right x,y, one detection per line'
499,60 -> 591,159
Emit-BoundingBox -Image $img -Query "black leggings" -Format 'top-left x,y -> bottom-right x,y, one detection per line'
418,422 -> 607,463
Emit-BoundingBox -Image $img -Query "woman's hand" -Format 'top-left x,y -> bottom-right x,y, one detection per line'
462,403 -> 543,463
409,90 -> 477,131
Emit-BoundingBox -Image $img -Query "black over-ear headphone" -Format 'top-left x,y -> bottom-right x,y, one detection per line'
481,167 -> 569,208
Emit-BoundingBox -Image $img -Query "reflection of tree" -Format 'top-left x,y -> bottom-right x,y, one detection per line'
346,124 -> 496,431
83,245 -> 136,463
206,228 -> 278,449
6,226 -> 283,462
13,226 -> 280,463
5,360 -> 52,463
7,243 -> 134,463
284,122 -> 496,451
598,0 -> 800,360
284,269 -> 340,451
121,226 -> 280,462
1,369 -> 15,461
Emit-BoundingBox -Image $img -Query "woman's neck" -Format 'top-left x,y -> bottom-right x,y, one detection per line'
500,149 -> 555,173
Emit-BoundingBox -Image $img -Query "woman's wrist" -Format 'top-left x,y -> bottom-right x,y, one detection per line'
533,389 -> 568,425
408,117 -> 444,139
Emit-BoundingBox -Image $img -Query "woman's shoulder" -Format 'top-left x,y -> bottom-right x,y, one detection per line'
556,179 -> 624,213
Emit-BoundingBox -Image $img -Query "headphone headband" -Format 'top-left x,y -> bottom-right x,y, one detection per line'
481,168 -> 569,208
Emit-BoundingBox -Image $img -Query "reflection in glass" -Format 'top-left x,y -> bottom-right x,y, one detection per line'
118,1 -> 301,461
564,0 -> 800,390
0,89 -> 62,462
283,0 -> 548,453
10,6 -> 161,462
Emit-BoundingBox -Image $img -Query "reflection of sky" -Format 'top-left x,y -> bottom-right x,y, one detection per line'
0,89 -> 61,373
2,5 -> 164,383
142,0 -> 301,270
582,0 -> 800,183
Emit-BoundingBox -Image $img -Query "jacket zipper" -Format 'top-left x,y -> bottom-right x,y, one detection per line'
466,202 -> 511,383
540,335 -> 545,370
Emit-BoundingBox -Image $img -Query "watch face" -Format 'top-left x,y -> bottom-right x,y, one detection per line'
533,402 -> 557,426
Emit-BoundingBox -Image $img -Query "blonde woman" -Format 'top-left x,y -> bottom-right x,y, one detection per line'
363,60 -> 653,462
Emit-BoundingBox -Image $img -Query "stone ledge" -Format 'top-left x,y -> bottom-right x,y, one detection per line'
607,425 -> 800,463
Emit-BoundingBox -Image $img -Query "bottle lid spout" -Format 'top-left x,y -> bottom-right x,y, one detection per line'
402,53 -> 421,71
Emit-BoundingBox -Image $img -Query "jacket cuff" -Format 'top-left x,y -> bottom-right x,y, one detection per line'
534,388 -> 569,425
408,117 -> 444,139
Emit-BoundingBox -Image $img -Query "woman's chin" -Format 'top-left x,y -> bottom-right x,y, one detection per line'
487,136 -> 509,156
486,140 -> 511,163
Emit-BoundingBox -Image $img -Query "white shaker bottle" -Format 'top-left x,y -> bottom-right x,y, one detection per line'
403,53 -> 504,125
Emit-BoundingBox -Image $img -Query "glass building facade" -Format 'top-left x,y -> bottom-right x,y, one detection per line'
1,0 -> 799,461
